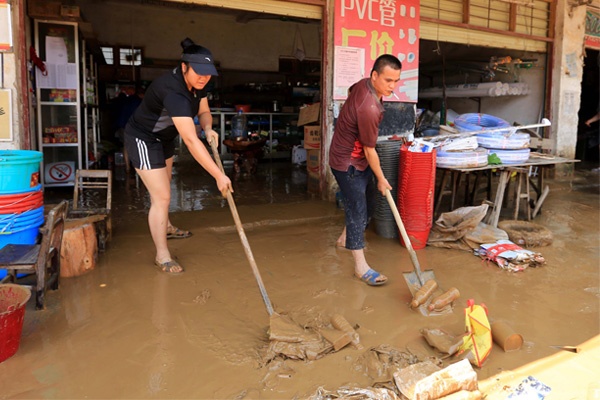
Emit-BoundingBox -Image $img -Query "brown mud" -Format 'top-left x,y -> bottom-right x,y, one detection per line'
1,159 -> 598,399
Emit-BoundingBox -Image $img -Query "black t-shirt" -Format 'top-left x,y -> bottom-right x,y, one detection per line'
126,66 -> 206,142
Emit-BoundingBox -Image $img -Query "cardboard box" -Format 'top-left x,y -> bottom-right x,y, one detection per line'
298,102 -> 320,127
306,149 -> 320,177
303,126 -> 321,149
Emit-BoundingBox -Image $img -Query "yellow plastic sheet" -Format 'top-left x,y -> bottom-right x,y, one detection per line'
458,299 -> 492,368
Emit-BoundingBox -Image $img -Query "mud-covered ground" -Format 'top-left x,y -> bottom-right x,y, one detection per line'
1,157 -> 598,399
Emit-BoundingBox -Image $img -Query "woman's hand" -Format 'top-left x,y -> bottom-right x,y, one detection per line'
205,128 -> 220,146
216,173 -> 233,197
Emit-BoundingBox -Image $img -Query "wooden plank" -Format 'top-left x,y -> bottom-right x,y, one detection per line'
0,244 -> 39,266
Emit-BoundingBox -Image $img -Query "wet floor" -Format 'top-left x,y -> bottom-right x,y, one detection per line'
1,155 -> 599,399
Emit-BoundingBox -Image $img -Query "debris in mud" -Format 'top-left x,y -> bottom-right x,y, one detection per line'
427,205 -> 508,251
308,351 -> 481,400
394,359 -> 479,399
307,386 -> 400,400
475,240 -> 545,272
264,313 -> 359,363
354,344 -> 419,382
420,328 -> 463,356
506,376 -> 551,399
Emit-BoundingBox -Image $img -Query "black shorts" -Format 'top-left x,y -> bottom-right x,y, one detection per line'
124,134 -> 176,170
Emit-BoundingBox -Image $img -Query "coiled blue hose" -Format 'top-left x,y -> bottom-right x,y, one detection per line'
454,113 -> 510,132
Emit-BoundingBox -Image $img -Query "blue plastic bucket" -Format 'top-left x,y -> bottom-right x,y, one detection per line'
0,207 -> 45,230
0,220 -> 43,250
0,218 -> 44,234
0,151 -> 43,193
0,184 -> 42,196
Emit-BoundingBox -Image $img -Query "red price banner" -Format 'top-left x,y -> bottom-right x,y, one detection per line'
333,0 -> 420,102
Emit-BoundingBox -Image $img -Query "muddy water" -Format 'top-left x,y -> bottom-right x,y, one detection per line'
1,160 -> 598,399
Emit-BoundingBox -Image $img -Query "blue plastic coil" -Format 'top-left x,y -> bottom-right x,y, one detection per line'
476,132 -> 531,149
454,113 -> 511,133
436,147 -> 489,168
488,148 -> 531,164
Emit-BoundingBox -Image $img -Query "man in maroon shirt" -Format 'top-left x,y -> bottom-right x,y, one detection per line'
329,54 -> 402,286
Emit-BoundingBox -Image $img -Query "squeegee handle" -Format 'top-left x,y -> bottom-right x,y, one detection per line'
209,139 -> 274,316
385,189 -> 426,286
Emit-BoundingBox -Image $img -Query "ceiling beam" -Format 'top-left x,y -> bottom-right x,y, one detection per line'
162,0 -> 323,19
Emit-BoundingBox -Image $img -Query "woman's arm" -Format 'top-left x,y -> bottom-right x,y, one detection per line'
173,116 -> 232,195
198,97 -> 219,145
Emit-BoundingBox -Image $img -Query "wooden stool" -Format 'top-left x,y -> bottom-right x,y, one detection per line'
60,220 -> 98,278
509,167 -> 531,221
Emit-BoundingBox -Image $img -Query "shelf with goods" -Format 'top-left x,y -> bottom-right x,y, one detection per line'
81,39 -> 101,169
34,20 -> 82,187
209,112 -> 301,160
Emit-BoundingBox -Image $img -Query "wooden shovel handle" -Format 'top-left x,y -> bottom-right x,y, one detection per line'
209,139 -> 274,316
384,189 -> 426,286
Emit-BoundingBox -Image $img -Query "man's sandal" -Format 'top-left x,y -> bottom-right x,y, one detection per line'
166,226 -> 192,239
355,268 -> 387,286
154,259 -> 184,275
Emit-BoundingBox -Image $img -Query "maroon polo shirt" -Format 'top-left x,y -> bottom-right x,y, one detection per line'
329,78 -> 384,172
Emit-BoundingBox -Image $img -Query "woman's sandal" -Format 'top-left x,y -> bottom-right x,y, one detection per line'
166,226 -> 192,239
154,259 -> 184,275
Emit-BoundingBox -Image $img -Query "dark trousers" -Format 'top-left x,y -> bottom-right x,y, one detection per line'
331,166 -> 376,250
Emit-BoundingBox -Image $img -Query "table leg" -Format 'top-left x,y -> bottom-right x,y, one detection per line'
488,170 -> 510,228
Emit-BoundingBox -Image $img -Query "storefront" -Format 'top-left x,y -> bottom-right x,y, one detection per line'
0,1 -> 594,193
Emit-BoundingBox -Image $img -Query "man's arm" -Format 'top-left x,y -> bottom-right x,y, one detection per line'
364,146 -> 391,195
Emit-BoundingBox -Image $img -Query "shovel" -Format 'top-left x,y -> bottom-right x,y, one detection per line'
208,139 -> 274,316
384,189 -> 444,315
209,139 -> 316,337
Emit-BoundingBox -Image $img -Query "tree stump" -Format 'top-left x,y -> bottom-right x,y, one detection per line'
60,221 -> 98,278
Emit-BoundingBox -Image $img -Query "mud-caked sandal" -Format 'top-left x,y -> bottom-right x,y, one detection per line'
154,259 -> 184,275
355,268 -> 387,286
166,226 -> 192,239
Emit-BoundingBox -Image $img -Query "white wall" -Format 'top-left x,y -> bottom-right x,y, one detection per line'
445,57 -> 548,126
75,1 -> 321,72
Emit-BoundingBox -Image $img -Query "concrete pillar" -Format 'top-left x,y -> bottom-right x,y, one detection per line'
0,0 -> 29,151
550,0 -> 588,175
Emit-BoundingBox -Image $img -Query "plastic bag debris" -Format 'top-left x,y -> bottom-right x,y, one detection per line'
393,359 -> 479,399
307,386 -> 400,400
475,240 -> 545,272
507,376 -> 552,399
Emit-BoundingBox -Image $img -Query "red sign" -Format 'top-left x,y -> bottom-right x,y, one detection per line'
333,0 -> 420,102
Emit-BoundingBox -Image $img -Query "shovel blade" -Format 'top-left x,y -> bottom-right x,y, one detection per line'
403,269 -> 437,297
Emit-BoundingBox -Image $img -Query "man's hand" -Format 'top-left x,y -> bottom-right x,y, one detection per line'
377,178 -> 392,196
205,128 -> 219,146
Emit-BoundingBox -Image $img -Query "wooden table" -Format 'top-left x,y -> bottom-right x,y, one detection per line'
435,153 -> 578,227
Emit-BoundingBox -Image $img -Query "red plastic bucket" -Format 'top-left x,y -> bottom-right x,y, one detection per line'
0,284 -> 31,363
400,230 -> 430,250
0,186 -> 43,215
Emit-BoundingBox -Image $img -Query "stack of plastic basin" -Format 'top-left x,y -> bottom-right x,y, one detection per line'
0,150 -> 44,251
397,144 -> 437,250
373,139 -> 403,239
